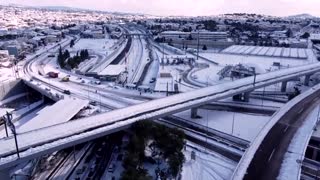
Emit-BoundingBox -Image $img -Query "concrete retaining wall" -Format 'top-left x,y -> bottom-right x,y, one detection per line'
0,79 -> 27,101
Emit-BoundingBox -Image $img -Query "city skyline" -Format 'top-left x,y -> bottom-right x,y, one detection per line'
1,0 -> 320,17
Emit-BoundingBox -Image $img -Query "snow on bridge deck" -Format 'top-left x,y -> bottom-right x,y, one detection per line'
17,98 -> 88,133
1,62 -> 320,168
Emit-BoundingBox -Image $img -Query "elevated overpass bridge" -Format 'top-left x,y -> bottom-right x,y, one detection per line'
232,82 -> 320,180
1,62 -> 320,172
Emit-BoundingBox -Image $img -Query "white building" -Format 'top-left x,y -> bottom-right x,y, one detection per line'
160,31 -> 228,41
45,35 -> 58,43
270,30 -> 287,39
98,65 -> 126,81
191,31 -> 228,41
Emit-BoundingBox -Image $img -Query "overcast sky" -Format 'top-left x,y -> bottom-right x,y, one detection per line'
1,0 -> 320,17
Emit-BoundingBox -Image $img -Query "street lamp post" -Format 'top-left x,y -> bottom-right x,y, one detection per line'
262,86 -> 266,107
253,70 -> 256,86
1,117 -> 9,137
197,31 -> 200,60
162,43 -> 165,70
166,82 -> 169,96
232,112 -> 236,135
205,76 -> 209,153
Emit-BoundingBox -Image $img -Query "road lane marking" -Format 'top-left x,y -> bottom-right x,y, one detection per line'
268,149 -> 276,162
298,108 -> 304,114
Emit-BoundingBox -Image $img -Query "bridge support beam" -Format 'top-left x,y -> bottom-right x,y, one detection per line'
312,148 -> 319,160
0,169 -> 10,179
191,108 -> 199,119
304,74 -> 311,86
281,81 -> 288,92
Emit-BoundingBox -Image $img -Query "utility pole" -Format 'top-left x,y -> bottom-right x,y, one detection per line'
2,117 -> 8,137
205,77 -> 209,153
166,82 -> 169,96
162,43 -> 165,70
253,70 -> 256,86
232,112 -> 236,135
262,86 -> 265,107
197,31 -> 200,60
99,90 -> 102,112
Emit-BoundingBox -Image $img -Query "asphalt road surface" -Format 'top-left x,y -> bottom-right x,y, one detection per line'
244,90 -> 320,180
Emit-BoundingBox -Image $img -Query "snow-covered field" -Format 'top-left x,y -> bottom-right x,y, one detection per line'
183,50 -> 317,89
69,39 -> 116,55
176,109 -> 270,141
203,52 -> 314,69
181,142 -> 237,180
67,38 -> 119,73
189,63 -> 225,86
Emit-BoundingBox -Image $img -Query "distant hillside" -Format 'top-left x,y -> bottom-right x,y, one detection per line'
34,5 -> 91,12
288,13 -> 317,19
6,4 -> 87,11
5,4 -> 148,16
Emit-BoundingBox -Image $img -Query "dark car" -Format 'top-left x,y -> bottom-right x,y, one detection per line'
63,90 -> 71,95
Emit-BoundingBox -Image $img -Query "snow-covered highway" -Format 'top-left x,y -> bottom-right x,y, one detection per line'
1,61 -> 320,169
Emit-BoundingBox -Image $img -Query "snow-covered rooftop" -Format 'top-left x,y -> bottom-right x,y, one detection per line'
222,45 -> 309,59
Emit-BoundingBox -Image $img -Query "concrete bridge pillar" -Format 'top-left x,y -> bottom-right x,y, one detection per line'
281,81 -> 288,92
191,108 -> 199,119
304,74 -> 311,86
0,169 -> 10,179
233,92 -> 250,102
243,92 -> 250,102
